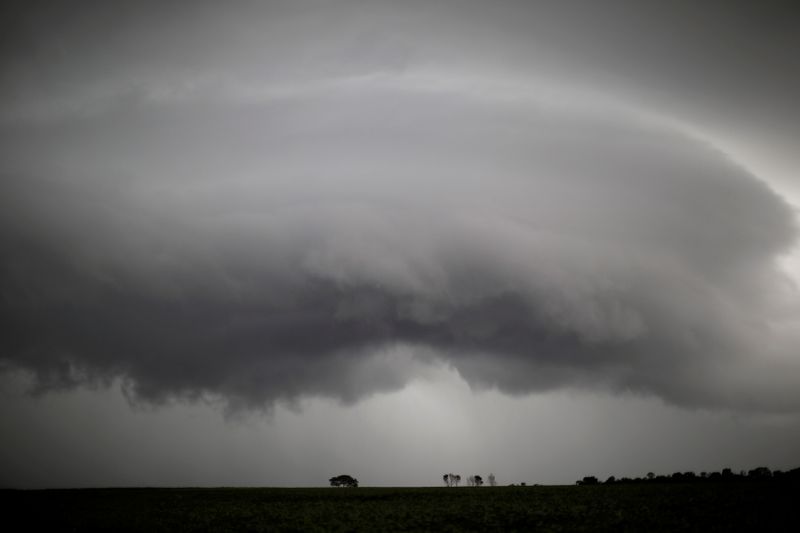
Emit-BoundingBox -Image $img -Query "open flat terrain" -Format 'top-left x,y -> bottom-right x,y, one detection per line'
1,483 -> 797,532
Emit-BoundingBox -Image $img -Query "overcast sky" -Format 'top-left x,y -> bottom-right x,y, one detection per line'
2,0 -> 800,488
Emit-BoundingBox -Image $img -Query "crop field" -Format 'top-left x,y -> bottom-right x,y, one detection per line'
1,483 -> 796,532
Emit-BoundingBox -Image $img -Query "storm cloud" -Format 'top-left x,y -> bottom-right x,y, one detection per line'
2,0 -> 799,413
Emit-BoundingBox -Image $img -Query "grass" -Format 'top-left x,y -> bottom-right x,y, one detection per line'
1,483 -> 796,532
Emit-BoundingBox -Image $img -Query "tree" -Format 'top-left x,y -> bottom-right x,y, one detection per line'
329,474 -> 358,488
474,475 -> 483,487
444,473 -> 461,487
488,473 -> 497,487
748,466 -> 772,480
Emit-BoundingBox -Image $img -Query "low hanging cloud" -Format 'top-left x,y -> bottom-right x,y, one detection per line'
1,74 -> 798,412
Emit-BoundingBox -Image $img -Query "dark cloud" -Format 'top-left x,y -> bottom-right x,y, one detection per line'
1,1 -> 799,413
1,80 -> 797,411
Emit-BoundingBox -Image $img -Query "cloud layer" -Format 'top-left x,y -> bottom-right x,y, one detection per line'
2,1 -> 800,413
1,74 -> 798,411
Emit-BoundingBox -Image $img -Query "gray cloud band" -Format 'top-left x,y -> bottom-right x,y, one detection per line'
1,83 -> 797,412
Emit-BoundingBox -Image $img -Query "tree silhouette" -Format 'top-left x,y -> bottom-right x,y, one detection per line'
466,475 -> 484,487
488,473 -> 497,487
573,465 -> 800,486
329,474 -> 358,488
444,473 -> 461,487
748,466 -> 772,480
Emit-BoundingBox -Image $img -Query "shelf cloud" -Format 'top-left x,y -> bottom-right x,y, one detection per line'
2,0 -> 799,414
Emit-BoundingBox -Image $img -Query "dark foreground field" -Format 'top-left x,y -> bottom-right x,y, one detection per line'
1,483 -> 797,532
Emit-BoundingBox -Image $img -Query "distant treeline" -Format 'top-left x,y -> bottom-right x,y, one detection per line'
577,466 -> 800,485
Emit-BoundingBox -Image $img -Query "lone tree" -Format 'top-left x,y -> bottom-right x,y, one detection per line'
488,473 -> 497,487
474,475 -> 483,487
329,474 -> 359,488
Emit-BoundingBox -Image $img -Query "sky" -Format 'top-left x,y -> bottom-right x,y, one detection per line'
1,0 -> 800,488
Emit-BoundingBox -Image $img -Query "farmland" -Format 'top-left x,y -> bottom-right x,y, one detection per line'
1,483 -> 796,532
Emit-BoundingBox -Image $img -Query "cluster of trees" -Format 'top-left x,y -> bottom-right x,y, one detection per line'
444,473 -> 497,487
329,474 -> 358,488
577,466 -> 800,486
443,473 -> 461,487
